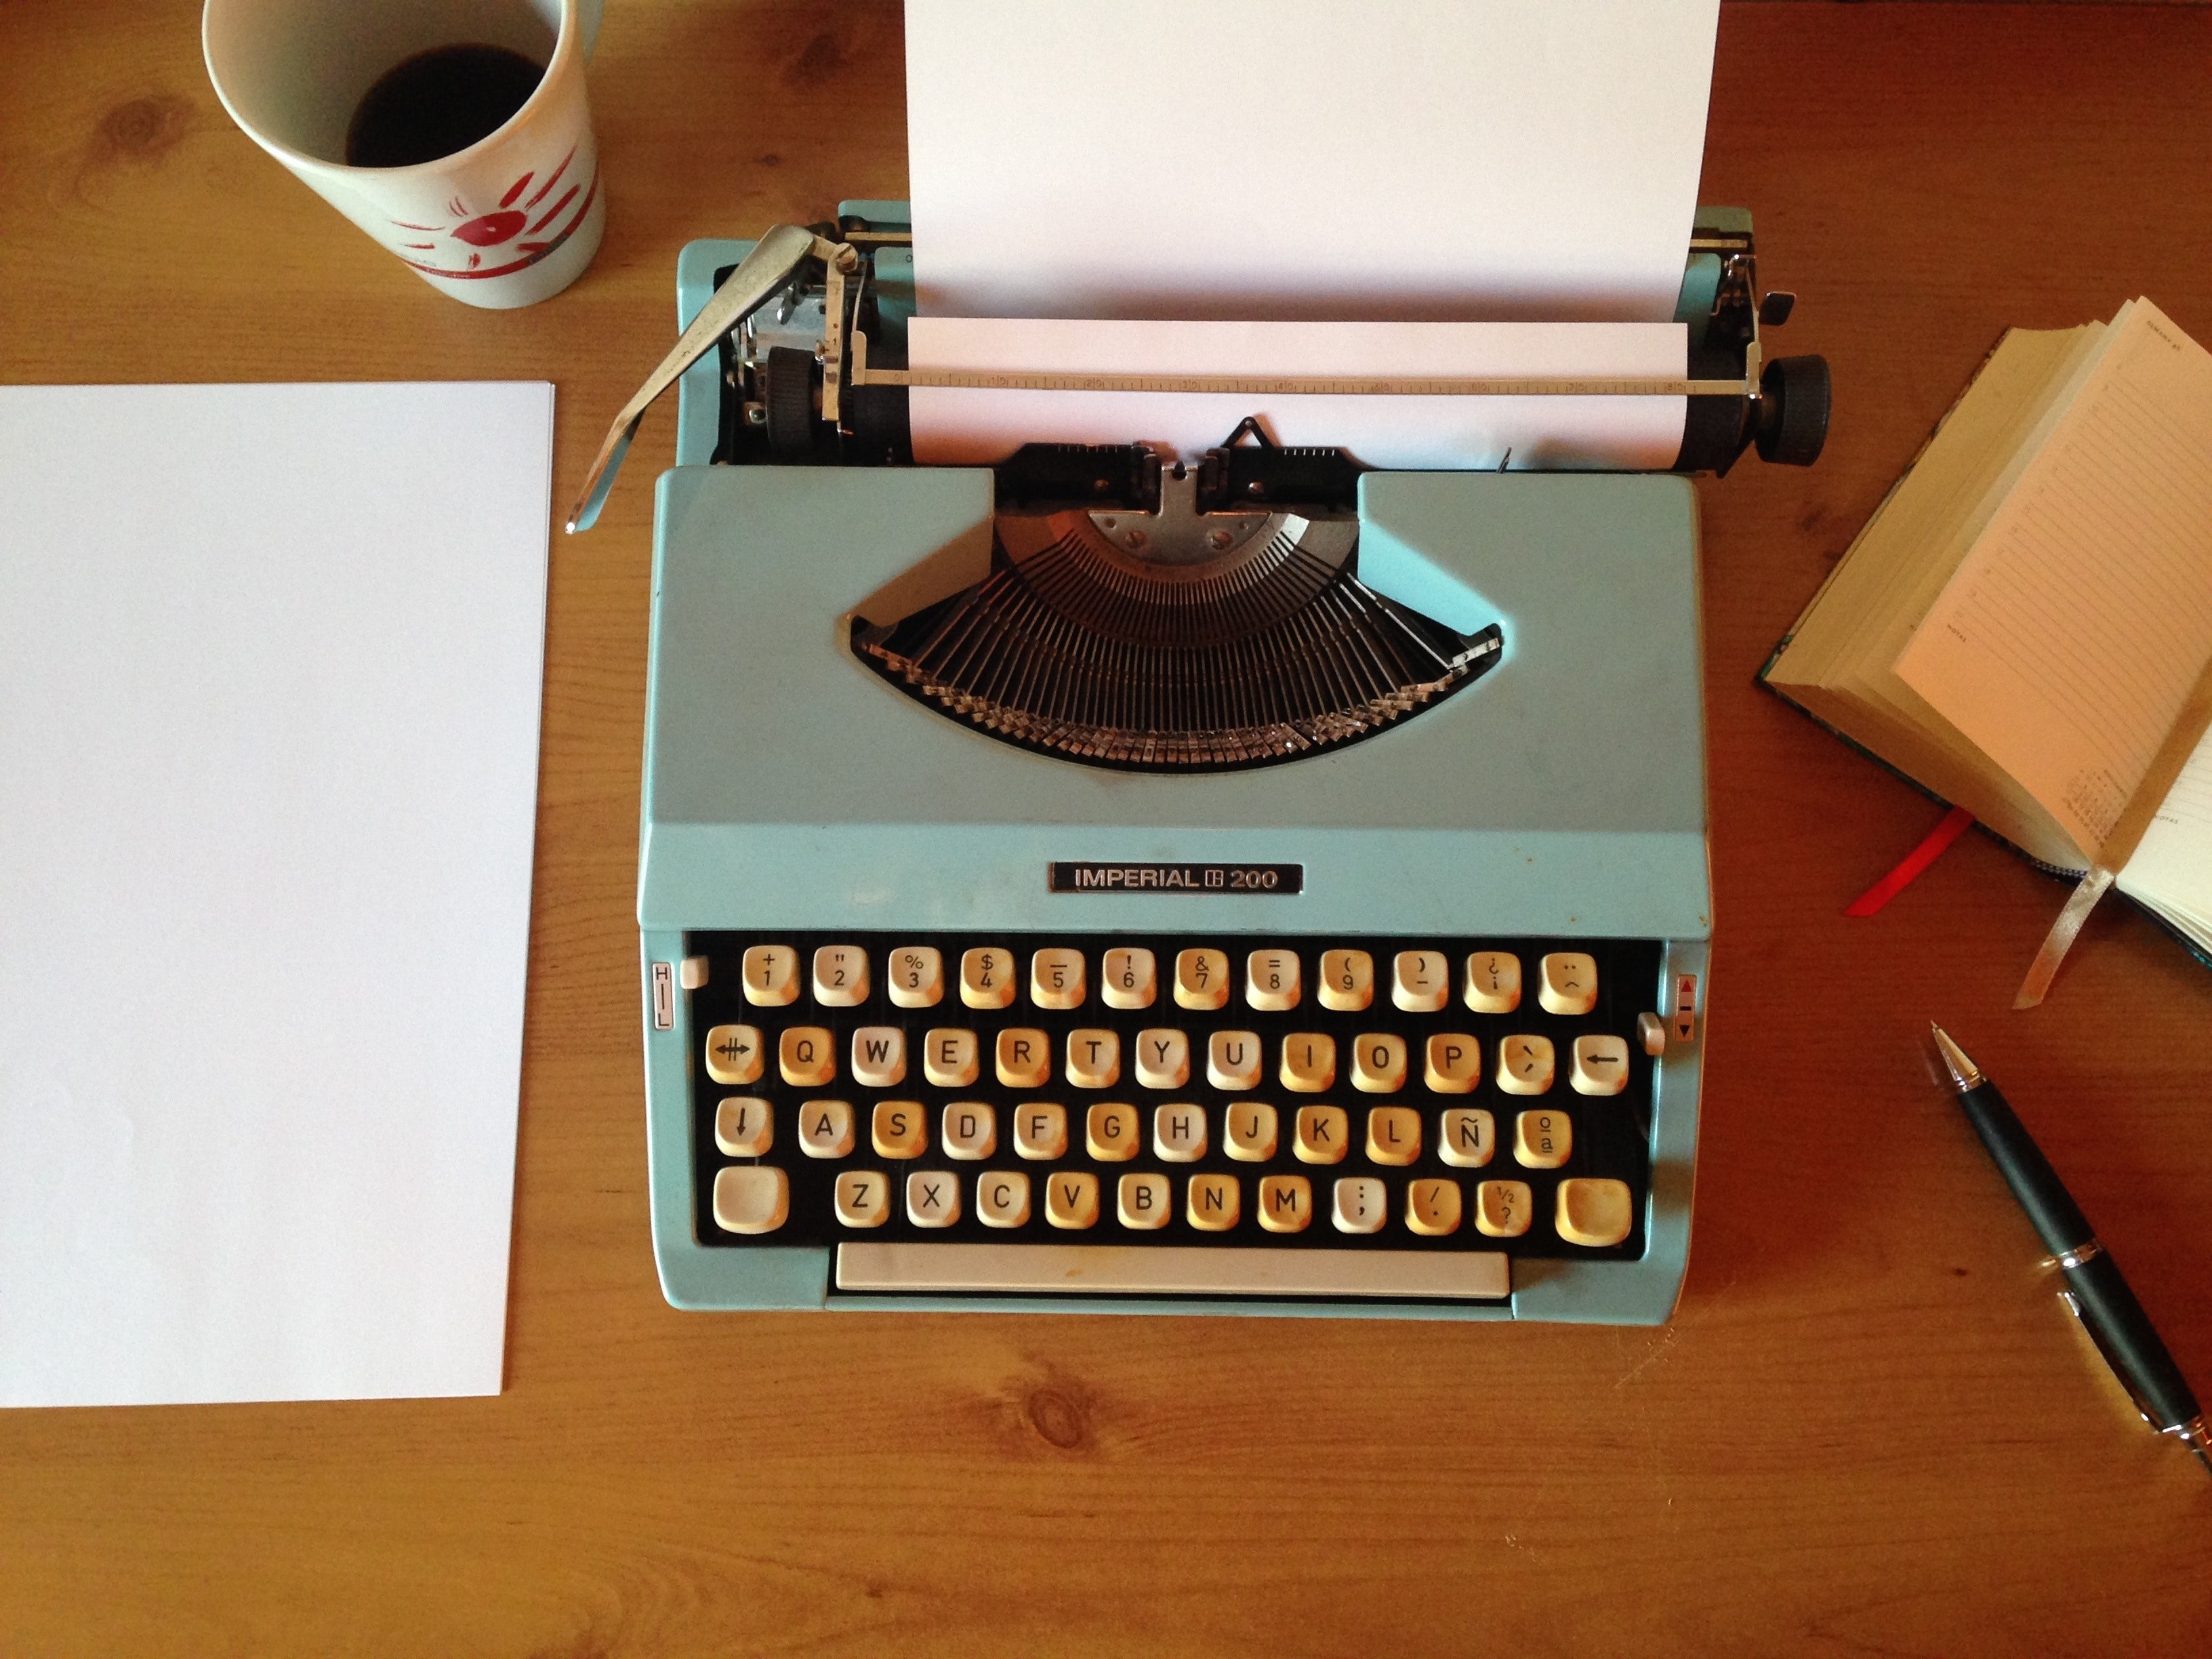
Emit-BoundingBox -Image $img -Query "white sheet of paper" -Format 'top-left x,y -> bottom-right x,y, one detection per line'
0,382 -> 550,1406
908,316 -> 1688,467
905,0 -> 1721,323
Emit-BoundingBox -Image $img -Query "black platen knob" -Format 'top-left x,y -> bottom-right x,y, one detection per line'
847,383 -> 911,466
1755,354 -> 1830,467
764,344 -> 820,462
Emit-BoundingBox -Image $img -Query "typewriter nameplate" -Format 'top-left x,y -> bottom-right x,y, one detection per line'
1050,862 -> 1303,895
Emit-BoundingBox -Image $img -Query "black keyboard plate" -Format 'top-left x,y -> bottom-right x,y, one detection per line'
687,930 -> 1659,1263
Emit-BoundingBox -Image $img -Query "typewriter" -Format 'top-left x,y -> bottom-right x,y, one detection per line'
580,197 -> 1827,1324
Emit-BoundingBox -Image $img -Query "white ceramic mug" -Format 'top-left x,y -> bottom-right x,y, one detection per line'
203,0 -> 605,308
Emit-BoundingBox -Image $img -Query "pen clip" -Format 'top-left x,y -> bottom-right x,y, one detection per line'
2059,1288 -> 2157,1428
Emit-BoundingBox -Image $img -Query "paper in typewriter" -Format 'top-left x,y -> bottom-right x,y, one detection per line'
907,0 -> 1721,323
905,316 -> 1690,470
903,0 -> 1719,466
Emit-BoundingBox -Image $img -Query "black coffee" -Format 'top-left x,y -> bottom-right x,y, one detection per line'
345,43 -> 544,169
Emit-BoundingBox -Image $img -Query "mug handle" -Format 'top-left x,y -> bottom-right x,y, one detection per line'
574,0 -> 602,61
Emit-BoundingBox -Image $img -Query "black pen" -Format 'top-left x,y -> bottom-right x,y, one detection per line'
1931,1023 -> 2211,1476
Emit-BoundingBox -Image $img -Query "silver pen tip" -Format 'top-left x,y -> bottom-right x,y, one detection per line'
1929,1023 -> 1982,1092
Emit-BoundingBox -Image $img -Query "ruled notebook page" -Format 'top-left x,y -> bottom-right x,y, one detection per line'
1895,299 -> 2212,861
2119,731 -> 2212,939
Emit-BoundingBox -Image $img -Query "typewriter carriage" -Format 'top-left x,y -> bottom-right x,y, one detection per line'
704,207 -> 1828,478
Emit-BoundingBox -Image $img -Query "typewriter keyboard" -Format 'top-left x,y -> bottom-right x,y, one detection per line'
684,931 -> 1664,1302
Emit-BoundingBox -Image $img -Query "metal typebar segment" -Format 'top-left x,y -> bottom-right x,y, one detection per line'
836,1242 -> 1511,1299
820,255 -> 848,424
565,224 -> 854,533
852,364 -> 1748,397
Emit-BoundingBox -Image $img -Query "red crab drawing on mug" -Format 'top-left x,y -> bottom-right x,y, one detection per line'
389,144 -> 597,280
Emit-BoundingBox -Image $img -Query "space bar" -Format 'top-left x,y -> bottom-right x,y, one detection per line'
836,1242 -> 1509,1300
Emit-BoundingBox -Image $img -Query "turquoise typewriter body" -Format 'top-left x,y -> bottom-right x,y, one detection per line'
632,203 -> 1822,1323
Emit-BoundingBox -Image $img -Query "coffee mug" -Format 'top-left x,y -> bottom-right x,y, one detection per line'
203,0 -> 606,308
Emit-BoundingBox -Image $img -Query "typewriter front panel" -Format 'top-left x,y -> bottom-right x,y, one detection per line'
640,459 -> 1708,1322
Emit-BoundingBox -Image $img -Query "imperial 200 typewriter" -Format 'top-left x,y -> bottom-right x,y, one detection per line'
575,190 -> 1828,1322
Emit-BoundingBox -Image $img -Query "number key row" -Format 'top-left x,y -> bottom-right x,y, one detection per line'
716,943 -> 1603,1017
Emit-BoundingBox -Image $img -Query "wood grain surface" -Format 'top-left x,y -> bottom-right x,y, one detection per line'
4,3 -> 2210,1653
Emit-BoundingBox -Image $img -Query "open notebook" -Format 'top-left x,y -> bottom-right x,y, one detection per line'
1763,298 -> 2212,963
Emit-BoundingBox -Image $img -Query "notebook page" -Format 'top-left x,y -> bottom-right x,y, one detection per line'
1894,300 -> 2212,857
2118,729 -> 2212,939
907,316 -> 1687,468
905,0 -> 1720,323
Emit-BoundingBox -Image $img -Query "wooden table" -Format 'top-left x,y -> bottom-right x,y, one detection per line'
5,3 -> 2210,1651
